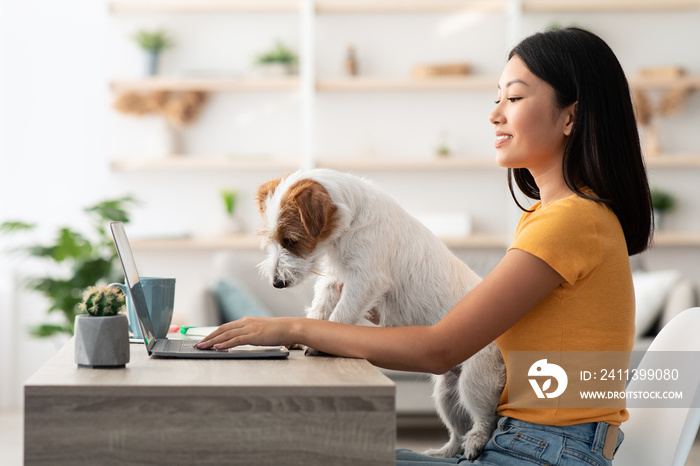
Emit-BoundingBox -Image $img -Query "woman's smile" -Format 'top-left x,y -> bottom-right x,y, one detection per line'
495,132 -> 513,148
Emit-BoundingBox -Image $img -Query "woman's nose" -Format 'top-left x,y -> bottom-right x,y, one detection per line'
489,105 -> 503,125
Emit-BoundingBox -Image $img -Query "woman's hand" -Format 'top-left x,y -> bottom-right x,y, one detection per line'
195,316 -> 300,350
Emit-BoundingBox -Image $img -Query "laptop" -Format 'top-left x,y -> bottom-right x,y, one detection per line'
110,221 -> 289,359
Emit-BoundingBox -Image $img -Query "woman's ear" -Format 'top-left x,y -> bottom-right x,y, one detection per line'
563,102 -> 577,137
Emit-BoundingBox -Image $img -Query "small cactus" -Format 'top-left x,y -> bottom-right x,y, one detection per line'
79,285 -> 126,317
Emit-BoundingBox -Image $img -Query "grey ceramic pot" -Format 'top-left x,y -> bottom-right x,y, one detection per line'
74,314 -> 130,369
144,49 -> 160,76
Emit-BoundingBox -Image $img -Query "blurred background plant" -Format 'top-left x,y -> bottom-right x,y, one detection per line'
133,29 -> 174,53
255,40 -> 298,75
651,187 -> 677,212
221,189 -> 238,217
651,187 -> 677,231
0,196 -> 139,337
220,189 -> 243,234
133,29 -> 175,76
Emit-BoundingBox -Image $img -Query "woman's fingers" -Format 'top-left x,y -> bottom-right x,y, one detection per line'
197,320 -> 246,348
195,316 -> 295,350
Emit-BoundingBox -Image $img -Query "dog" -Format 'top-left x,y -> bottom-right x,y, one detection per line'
256,168 -> 506,460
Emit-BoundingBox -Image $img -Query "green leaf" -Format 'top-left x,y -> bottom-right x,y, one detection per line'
85,196 -> 139,224
27,228 -> 92,262
651,188 -> 676,211
132,30 -> 174,52
255,41 -> 297,65
0,221 -> 36,234
221,190 -> 237,215
72,258 -> 114,286
30,323 -> 71,338
56,228 -> 93,261
29,278 -> 80,314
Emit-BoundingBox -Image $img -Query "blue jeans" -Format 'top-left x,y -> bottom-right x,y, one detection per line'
396,416 -> 624,465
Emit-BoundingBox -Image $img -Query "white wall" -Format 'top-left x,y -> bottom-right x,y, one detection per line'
0,0 -> 114,408
1,0 -> 699,409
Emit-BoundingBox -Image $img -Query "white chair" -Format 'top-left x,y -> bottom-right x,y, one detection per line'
615,307 -> 700,466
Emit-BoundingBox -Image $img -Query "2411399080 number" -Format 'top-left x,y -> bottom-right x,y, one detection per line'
597,368 -> 679,381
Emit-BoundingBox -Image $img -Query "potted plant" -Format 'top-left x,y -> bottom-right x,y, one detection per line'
435,130 -> 451,158
651,187 -> 677,230
221,189 -> 242,233
0,196 -> 138,338
74,284 -> 130,368
254,40 -> 298,76
133,29 -> 175,76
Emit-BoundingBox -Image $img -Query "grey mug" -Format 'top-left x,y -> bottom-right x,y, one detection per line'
109,277 -> 176,339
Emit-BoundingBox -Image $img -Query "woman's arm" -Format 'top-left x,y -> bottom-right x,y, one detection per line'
197,249 -> 564,374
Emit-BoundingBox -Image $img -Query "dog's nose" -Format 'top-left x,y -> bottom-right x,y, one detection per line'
273,278 -> 287,289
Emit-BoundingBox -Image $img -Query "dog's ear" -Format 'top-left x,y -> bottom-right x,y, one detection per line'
256,177 -> 284,214
288,180 -> 336,238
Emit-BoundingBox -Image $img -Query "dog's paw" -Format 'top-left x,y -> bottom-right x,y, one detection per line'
423,442 -> 460,459
462,429 -> 490,461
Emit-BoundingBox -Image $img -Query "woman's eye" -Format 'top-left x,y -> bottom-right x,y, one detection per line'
494,97 -> 521,105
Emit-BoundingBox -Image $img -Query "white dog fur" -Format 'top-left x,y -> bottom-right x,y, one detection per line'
256,168 -> 506,460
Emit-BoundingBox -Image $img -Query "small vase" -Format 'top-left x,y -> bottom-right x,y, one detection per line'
144,50 -> 160,76
74,314 -> 130,369
222,215 -> 243,234
257,63 -> 293,77
653,209 -> 665,231
155,119 -> 183,156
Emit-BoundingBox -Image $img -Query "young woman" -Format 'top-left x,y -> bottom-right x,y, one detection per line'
198,28 -> 653,465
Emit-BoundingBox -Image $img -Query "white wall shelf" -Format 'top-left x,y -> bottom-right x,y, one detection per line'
129,233 -> 510,251
109,156 -> 300,172
109,156 -> 497,172
645,155 -> 700,168
109,154 -> 700,172
654,232 -> 700,248
128,231 -> 700,251
111,77 -> 299,93
317,77 -> 498,92
108,1 -> 509,15
109,1 -> 700,15
109,2 -> 299,14
315,1 -> 507,14
629,76 -> 700,90
110,76 -> 700,93
109,77 -> 499,93
523,1 -> 700,13
130,234 -> 262,251
317,157 -> 499,171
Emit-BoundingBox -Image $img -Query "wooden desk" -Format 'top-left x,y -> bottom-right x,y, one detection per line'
24,339 -> 396,465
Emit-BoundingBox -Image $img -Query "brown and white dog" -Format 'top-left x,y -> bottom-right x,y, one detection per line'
256,168 -> 505,460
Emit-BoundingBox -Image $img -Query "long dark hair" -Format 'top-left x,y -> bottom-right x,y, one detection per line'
507,27 -> 653,255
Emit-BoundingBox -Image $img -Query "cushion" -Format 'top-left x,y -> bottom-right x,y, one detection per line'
659,279 -> 697,329
212,278 -> 273,323
632,269 -> 681,337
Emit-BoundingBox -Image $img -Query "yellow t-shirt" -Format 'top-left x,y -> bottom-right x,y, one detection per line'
495,193 -> 635,426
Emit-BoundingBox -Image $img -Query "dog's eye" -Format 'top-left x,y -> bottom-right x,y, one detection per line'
282,238 -> 298,249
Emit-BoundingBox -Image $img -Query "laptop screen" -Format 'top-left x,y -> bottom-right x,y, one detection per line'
110,222 -> 157,351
